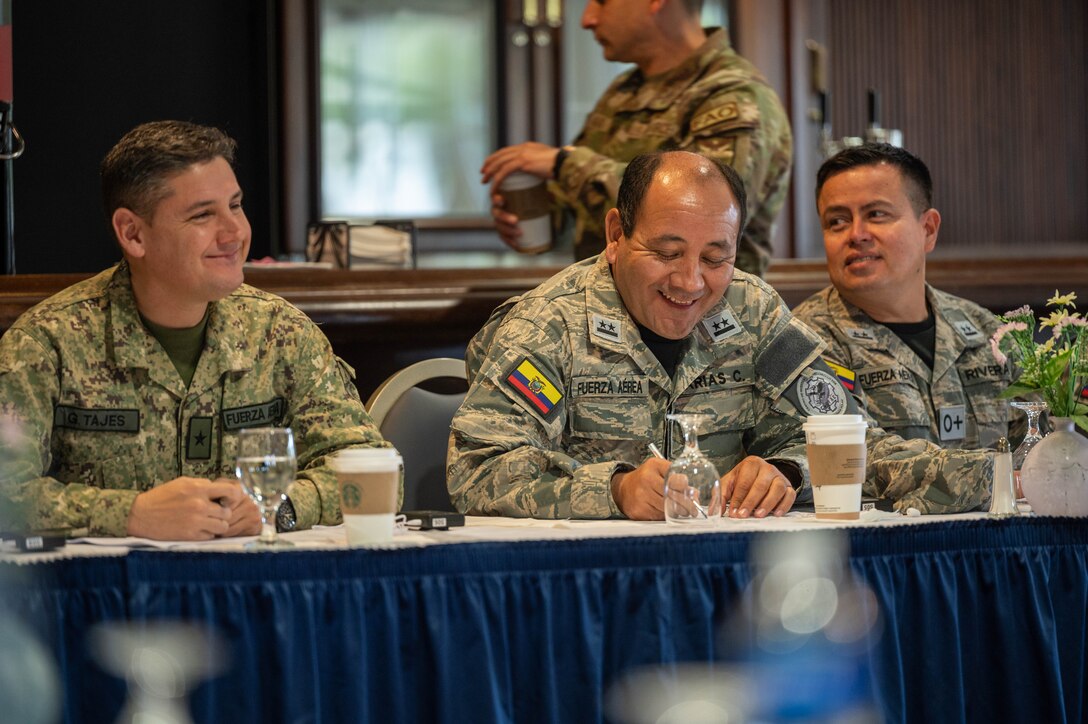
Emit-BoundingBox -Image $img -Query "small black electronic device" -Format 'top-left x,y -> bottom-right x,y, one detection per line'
401,510 -> 465,531
861,496 -> 896,512
1,528 -> 70,552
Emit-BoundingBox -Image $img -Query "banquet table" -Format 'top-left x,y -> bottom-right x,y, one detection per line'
2,512 -> 1086,724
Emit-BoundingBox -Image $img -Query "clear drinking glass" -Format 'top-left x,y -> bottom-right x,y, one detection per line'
235,427 -> 297,550
1009,401 -> 1048,501
663,413 -> 723,525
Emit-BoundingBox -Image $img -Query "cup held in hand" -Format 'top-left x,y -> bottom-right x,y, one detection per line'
499,172 -> 554,253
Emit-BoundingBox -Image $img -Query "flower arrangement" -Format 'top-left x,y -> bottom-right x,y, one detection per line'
990,291 -> 1088,432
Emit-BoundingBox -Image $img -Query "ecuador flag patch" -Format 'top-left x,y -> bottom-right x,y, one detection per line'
506,358 -> 563,419
825,360 -> 856,392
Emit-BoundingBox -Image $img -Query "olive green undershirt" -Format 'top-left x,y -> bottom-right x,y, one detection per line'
140,307 -> 211,388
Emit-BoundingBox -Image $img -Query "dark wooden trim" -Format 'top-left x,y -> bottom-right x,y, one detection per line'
4,258 -> 1086,333
4,257 -> 1086,397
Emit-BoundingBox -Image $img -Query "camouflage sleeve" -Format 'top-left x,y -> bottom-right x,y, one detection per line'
800,315 -> 883,420
448,319 -> 625,519
279,312 -> 392,529
747,314 -> 825,495
0,328 -> 140,535
552,145 -> 624,261
465,296 -> 520,386
686,87 -> 788,276
555,85 -> 786,275
864,426 -> 994,514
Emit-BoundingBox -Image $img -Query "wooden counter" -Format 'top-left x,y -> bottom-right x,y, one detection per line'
3,257 -> 1087,398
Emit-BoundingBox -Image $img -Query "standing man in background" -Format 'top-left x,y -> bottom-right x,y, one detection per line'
793,143 -> 1017,449
481,0 -> 791,277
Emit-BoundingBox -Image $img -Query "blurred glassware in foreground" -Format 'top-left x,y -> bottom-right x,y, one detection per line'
90,621 -> 228,724
0,618 -> 61,724
1009,400 -> 1048,500
607,530 -> 883,723
663,413 -> 722,525
722,531 -> 883,722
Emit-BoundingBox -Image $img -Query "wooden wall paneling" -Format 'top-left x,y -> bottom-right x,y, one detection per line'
826,0 -> 1088,257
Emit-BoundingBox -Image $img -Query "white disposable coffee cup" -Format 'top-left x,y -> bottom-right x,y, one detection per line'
330,448 -> 402,546
499,172 -> 553,254
802,414 -> 867,520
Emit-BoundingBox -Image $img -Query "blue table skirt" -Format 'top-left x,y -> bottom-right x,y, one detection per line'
3,517 -> 1086,723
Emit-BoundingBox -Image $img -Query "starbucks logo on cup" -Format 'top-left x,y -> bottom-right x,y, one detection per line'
798,370 -> 847,415
341,483 -> 362,508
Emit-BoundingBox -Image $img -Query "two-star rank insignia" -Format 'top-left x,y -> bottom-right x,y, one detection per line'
701,310 -> 742,341
591,313 -> 622,342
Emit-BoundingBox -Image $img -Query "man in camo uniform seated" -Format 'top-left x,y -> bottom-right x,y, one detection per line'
451,151 -> 995,520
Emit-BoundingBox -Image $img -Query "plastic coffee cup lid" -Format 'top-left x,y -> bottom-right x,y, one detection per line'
802,414 -> 864,426
330,447 -> 402,471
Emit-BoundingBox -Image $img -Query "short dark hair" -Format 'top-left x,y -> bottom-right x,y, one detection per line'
816,143 -> 933,214
101,120 -> 237,219
617,151 -> 748,238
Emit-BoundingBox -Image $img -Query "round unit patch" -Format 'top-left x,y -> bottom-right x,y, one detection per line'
797,369 -> 848,415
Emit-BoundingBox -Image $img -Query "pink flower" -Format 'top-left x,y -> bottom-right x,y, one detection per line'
990,321 -> 1027,358
1052,315 -> 1088,338
1001,305 -> 1032,320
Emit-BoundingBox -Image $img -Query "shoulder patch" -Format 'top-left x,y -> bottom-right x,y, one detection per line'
755,321 -> 821,389
690,102 -> 742,134
794,369 -> 849,416
824,360 -> 856,392
506,358 -> 563,420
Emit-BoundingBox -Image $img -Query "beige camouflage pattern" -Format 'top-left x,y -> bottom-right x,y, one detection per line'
0,263 -> 390,536
553,28 -> 792,277
793,285 -> 1016,450
450,256 -> 996,518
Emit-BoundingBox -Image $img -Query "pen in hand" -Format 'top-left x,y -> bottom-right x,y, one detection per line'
648,443 -> 665,460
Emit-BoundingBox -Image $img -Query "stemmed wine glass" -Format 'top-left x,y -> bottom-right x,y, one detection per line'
663,413 -> 723,525
235,427 -> 297,550
1009,401 -> 1048,500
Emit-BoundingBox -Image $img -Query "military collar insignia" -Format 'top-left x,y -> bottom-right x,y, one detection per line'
846,327 -> 878,342
701,310 -> 742,342
951,319 -> 983,344
591,313 -> 622,343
